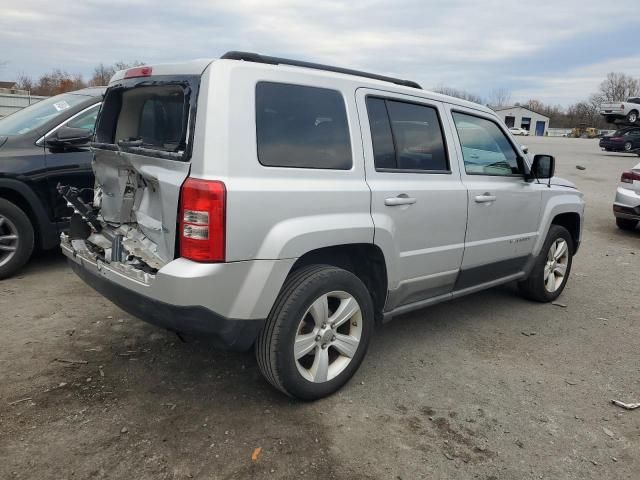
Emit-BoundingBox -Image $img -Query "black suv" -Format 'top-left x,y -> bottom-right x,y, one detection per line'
0,87 -> 105,279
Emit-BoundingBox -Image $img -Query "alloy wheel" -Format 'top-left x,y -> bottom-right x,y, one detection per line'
294,291 -> 363,383
0,214 -> 19,268
543,238 -> 569,292
624,142 -> 633,151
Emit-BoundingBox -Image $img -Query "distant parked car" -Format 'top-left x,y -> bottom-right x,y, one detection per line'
600,97 -> 640,124
599,127 -> 640,153
509,127 -> 529,136
0,87 -> 105,279
613,162 -> 640,231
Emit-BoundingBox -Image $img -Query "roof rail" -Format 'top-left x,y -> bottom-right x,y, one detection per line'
220,51 -> 422,90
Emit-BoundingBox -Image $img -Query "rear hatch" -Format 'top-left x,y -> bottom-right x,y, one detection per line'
79,67 -> 204,271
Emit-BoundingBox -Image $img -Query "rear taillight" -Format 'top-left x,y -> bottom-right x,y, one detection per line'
179,178 -> 226,262
621,170 -> 640,184
621,104 -> 625,109
124,66 -> 152,78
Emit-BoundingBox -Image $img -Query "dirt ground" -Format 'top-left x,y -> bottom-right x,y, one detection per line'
1,136 -> 639,479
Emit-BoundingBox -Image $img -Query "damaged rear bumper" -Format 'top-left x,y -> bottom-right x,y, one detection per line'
61,239 -> 294,351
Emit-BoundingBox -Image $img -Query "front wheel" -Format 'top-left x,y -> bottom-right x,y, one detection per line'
0,198 -> 35,280
624,141 -> 633,152
518,225 -> 573,302
256,265 -> 374,400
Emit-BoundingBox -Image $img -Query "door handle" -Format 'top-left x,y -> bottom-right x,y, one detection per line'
474,193 -> 496,203
385,195 -> 417,206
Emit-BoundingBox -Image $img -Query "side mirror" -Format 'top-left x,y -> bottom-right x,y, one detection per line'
46,126 -> 93,148
530,154 -> 555,180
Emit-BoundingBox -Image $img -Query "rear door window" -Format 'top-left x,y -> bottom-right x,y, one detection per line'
255,82 -> 352,169
365,97 -> 449,172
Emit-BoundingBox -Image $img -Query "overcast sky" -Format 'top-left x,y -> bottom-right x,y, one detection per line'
1,0 -> 639,106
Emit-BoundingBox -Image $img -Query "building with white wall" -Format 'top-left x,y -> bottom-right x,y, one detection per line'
494,105 -> 549,136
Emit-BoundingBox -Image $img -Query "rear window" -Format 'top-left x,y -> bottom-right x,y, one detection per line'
255,82 -> 352,169
95,78 -> 197,161
116,86 -> 186,152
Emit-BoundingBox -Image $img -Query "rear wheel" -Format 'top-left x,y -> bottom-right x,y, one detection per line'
256,265 -> 374,400
627,110 -> 639,124
616,217 -> 638,231
518,225 -> 573,302
624,141 -> 633,152
0,198 -> 35,280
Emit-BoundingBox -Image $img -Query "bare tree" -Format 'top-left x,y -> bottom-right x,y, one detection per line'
524,99 -> 545,113
598,72 -> 640,102
14,73 -> 35,93
433,85 -> 483,104
488,87 -> 511,108
89,63 -> 112,86
89,60 -> 145,86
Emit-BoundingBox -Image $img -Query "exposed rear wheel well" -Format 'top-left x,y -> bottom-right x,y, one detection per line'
551,213 -> 580,253
0,188 -> 40,248
289,244 -> 388,322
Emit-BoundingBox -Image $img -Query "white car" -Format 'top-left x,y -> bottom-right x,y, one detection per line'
509,127 -> 530,136
613,162 -> 640,231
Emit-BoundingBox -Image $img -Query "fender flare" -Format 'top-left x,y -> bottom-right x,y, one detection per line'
534,193 -> 584,256
0,178 -> 58,249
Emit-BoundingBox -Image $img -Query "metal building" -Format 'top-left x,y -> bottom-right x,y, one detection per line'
0,82 -> 47,118
494,105 -> 550,136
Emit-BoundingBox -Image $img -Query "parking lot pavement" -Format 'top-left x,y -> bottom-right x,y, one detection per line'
1,137 -> 639,479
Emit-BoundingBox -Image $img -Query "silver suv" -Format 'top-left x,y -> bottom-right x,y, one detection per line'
61,52 -> 585,400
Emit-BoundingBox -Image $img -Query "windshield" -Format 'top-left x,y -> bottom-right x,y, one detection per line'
0,93 -> 89,136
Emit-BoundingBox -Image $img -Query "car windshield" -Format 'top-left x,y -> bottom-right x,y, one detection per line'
0,93 -> 88,136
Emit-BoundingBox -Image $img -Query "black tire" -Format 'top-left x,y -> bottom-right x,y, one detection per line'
624,141 -> 633,152
616,217 -> 638,231
518,225 -> 573,303
256,265 -> 374,400
627,110 -> 639,124
0,198 -> 35,280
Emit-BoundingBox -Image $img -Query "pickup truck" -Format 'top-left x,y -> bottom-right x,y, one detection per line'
600,98 -> 640,124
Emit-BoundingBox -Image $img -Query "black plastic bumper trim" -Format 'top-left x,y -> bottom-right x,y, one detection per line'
69,260 -> 264,351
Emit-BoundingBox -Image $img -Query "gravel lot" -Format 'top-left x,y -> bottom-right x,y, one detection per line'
1,136 -> 639,480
